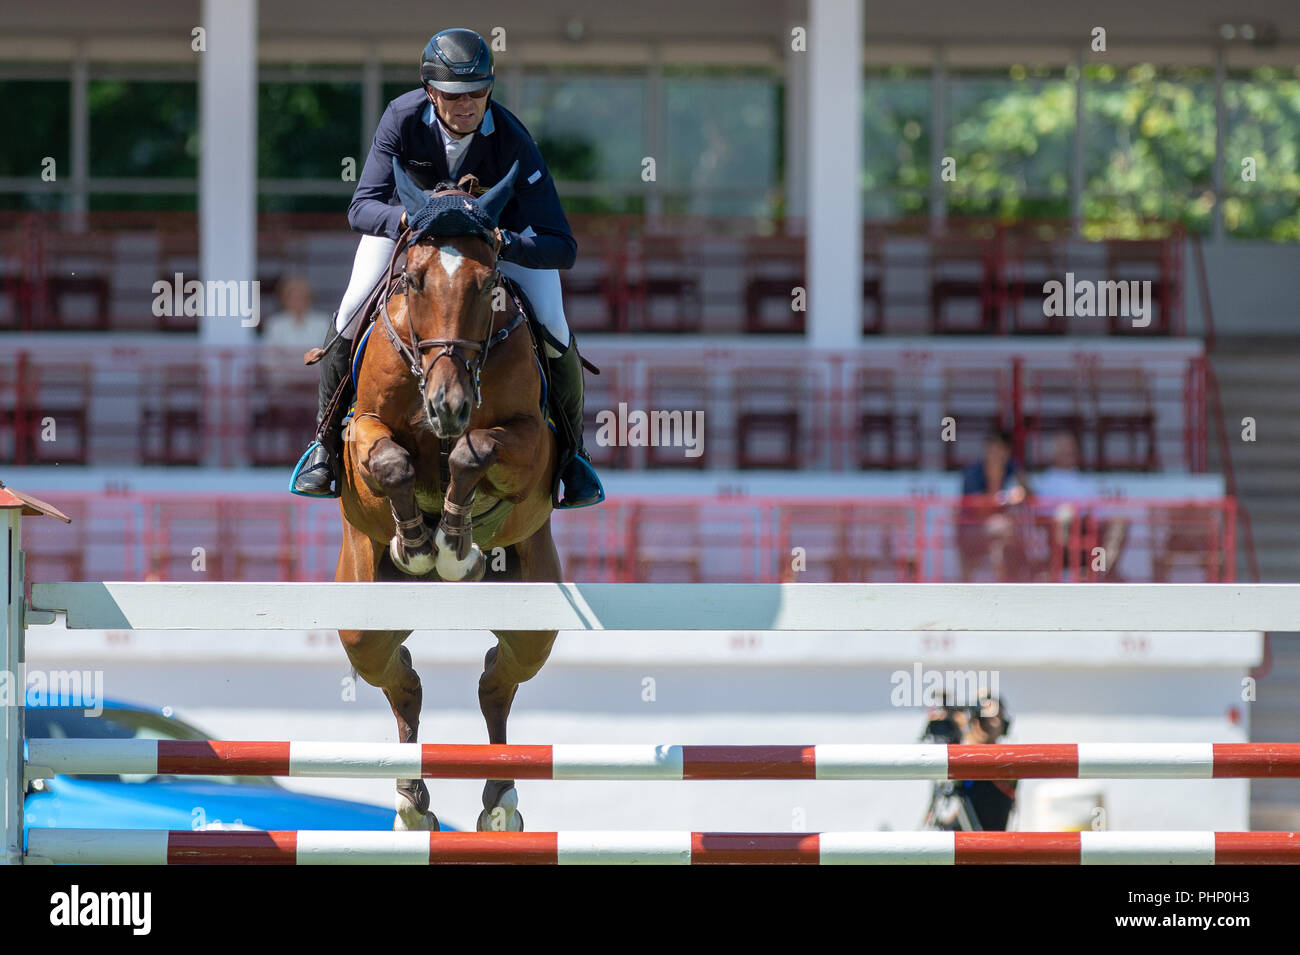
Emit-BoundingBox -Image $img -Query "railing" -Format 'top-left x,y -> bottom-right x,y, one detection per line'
0,212 -> 1186,337
0,341 -> 1206,472
19,492 -> 1237,586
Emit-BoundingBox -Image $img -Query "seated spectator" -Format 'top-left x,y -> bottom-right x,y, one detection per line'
1032,432 -> 1097,500
1030,432 -> 1127,580
957,429 -> 1030,581
262,276 -> 329,351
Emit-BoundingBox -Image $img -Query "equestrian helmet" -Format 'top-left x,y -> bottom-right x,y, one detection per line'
420,29 -> 494,94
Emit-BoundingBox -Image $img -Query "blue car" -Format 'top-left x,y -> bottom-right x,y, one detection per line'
23,698 -> 441,833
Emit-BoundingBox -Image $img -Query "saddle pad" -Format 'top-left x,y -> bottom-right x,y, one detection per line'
350,321 -> 376,390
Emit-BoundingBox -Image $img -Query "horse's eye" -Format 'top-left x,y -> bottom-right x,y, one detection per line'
405,270 -> 423,292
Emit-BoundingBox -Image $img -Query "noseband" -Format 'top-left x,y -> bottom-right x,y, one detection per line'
378,191 -> 524,409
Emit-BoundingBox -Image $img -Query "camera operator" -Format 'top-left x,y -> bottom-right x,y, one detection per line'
921,694 -> 1016,831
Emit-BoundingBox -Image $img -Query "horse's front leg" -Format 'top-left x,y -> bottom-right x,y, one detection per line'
353,414 -> 435,576
433,421 -> 534,581
477,523 -> 561,832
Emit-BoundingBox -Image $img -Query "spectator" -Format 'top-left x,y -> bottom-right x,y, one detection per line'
923,694 -> 1017,832
262,276 -> 329,351
1031,432 -> 1128,580
957,429 -> 1030,581
1032,431 -> 1096,500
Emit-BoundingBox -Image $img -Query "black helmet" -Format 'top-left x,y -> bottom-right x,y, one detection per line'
420,29 -> 494,94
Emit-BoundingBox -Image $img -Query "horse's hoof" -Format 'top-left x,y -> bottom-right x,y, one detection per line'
464,548 -> 487,582
394,808 -> 440,831
433,528 -> 485,581
393,790 -> 440,831
389,535 -> 436,576
476,786 -> 523,832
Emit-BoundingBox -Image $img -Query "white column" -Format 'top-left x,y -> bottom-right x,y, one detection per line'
199,0 -> 258,345
806,0 -> 863,348
2,508 -> 22,865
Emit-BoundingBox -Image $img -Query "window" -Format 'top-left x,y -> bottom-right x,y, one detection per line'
662,68 -> 781,217
517,68 -> 648,215
259,79 -> 360,212
1083,64 -> 1215,235
946,65 -> 1073,220
260,81 -> 362,179
88,79 -> 198,178
863,67 -> 931,218
0,79 -> 70,210
1223,66 -> 1300,241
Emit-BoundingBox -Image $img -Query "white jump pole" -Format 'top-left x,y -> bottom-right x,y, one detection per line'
26,580 -> 1300,632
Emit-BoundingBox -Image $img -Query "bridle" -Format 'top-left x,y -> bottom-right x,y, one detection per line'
377,190 -> 525,409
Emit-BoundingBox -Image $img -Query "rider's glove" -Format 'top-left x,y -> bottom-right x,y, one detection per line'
496,228 -> 518,261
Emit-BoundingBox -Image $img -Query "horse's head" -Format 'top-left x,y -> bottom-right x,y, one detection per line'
392,158 -> 518,438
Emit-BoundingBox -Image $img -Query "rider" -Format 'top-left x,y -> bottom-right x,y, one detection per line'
291,27 -> 604,509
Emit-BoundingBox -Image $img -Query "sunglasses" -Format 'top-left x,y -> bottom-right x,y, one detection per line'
432,87 -> 491,101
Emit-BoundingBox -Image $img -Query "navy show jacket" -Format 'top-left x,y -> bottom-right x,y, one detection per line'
348,90 -> 577,271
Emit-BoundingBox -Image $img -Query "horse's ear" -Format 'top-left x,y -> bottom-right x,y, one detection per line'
392,157 -> 430,218
478,161 -> 519,224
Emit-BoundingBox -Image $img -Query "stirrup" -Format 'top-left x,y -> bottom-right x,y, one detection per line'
557,452 -> 605,509
290,440 -> 339,499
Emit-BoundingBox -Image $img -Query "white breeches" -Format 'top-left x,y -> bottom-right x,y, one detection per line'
334,232 -> 571,354
335,235 -> 396,337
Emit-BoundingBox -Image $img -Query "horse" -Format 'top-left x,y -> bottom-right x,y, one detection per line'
335,160 -> 561,832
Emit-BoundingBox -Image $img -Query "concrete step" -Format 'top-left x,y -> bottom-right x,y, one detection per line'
1241,512 -> 1300,529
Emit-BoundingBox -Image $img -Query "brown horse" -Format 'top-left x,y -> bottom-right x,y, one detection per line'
336,163 -> 560,832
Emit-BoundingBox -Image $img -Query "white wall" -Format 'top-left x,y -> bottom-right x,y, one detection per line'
1187,240 -> 1300,337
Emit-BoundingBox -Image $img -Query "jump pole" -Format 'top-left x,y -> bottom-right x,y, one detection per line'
26,580 -> 1300,632
26,829 -> 1300,866
25,739 -> 1300,781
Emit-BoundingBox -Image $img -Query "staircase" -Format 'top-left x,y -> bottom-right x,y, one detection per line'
1208,341 -> 1300,827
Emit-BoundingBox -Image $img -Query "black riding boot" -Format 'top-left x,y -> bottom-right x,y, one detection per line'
548,337 -> 605,509
290,324 -> 353,498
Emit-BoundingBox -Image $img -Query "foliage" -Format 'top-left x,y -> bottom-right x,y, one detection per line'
88,80 -> 198,178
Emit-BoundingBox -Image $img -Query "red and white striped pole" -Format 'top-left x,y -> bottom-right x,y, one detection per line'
26,829 -> 1300,866
27,740 -> 1300,781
